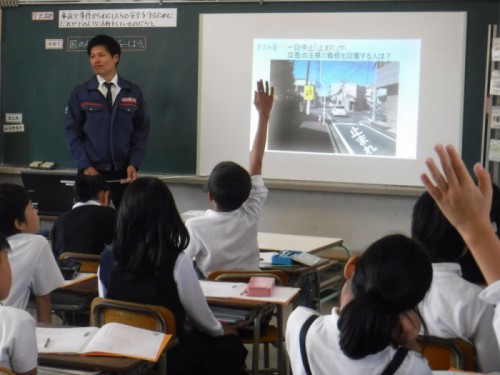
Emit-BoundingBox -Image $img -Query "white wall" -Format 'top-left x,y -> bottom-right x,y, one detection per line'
168,183 -> 419,252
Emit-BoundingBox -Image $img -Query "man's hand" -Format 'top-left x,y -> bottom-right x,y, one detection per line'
83,166 -> 99,176
123,165 -> 137,183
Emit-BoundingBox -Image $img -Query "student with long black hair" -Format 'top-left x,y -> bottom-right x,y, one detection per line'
286,234 -> 433,375
98,177 -> 247,375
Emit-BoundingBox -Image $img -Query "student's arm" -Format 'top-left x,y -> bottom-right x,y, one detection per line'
35,294 -> 52,323
421,144 -> 500,284
249,80 -> 274,176
174,252 -> 224,337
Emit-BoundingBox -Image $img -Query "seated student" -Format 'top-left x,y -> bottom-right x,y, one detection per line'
0,233 -> 37,375
0,183 -> 65,323
51,174 -> 116,258
412,190 -> 500,372
421,144 -> 500,349
286,234 -> 433,375
184,80 -> 274,278
98,177 -> 247,375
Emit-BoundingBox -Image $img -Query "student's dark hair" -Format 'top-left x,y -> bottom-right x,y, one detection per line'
412,184 -> 500,263
87,34 -> 121,59
74,174 -> 109,203
411,191 -> 464,262
0,184 -> 31,237
112,177 -> 189,274
208,161 -> 251,212
337,234 -> 432,359
0,232 -> 10,253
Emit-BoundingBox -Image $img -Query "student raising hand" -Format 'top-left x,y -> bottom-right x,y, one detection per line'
421,144 -> 500,284
421,144 -> 492,239
254,79 -> 274,118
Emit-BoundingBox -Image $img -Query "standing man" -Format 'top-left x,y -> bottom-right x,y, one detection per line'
64,34 -> 150,208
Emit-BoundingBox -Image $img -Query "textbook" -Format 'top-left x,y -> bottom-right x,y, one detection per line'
36,323 -> 171,362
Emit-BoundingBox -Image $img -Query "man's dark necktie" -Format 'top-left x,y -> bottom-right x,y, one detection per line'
104,82 -> 113,111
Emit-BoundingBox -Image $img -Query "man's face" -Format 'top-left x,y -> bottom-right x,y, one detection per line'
89,45 -> 119,79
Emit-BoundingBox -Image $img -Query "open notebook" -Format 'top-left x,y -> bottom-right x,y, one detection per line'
37,322 -> 170,362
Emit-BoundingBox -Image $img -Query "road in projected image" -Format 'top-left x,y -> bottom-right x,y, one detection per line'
267,59 -> 397,157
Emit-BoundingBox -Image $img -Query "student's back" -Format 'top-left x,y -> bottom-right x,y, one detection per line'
51,174 -> 116,257
0,183 -> 64,323
184,80 -> 273,277
286,234 -> 433,375
413,191 -> 500,372
98,177 -> 247,375
0,233 -> 37,375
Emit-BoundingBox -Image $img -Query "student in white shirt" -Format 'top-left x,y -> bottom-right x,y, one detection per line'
412,190 -> 500,372
184,80 -> 273,278
0,183 -> 65,323
0,233 -> 37,375
421,144 -> 500,350
286,234 -> 433,375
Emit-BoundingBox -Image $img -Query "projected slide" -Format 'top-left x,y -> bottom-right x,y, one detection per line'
198,12 -> 466,187
252,39 -> 420,159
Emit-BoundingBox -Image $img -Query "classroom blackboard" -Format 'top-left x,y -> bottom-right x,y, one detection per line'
0,1 -> 498,175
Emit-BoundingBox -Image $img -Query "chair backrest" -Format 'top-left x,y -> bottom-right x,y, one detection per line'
59,252 -> 100,273
418,335 -> 477,371
90,297 -> 176,337
207,269 -> 288,286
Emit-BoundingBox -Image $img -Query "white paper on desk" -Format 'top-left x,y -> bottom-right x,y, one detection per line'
200,280 -> 300,305
37,326 -> 97,353
200,280 -> 247,298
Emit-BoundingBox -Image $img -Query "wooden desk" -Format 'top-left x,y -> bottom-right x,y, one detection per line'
51,274 -> 98,325
258,232 -> 343,253
202,281 -> 299,375
260,256 -> 338,310
38,353 -> 150,374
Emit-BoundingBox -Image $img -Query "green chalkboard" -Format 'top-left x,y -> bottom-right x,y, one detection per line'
0,1 -> 498,174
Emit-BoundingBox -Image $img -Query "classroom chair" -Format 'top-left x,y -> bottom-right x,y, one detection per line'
314,244 -> 353,305
417,335 -> 477,371
59,252 -> 100,273
207,270 -> 289,375
90,297 -> 178,375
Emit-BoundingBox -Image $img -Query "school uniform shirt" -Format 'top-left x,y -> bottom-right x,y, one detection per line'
418,263 -> 500,372
479,279 -> 500,350
64,74 -> 150,172
0,304 -> 37,373
286,307 -> 431,375
3,233 -> 65,309
184,175 -> 268,277
99,249 -> 223,338
51,200 -> 116,258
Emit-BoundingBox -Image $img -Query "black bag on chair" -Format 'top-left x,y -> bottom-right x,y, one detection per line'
58,259 -> 81,280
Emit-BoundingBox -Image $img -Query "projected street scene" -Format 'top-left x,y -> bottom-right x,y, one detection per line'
268,59 -> 399,157
251,38 -> 421,160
